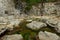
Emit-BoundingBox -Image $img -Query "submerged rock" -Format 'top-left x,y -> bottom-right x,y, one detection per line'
38,31 -> 60,40
1,34 -> 23,40
26,21 -> 47,30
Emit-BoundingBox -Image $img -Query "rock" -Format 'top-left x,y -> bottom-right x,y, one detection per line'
0,17 -> 8,24
26,20 -> 32,22
46,18 -> 60,33
1,34 -> 23,40
0,24 -> 7,35
7,19 -> 20,30
55,22 -> 60,33
0,0 -> 20,17
29,5 -> 41,15
26,21 -> 47,30
46,18 -> 58,27
38,31 -> 60,40
6,16 -> 21,30
0,17 -> 8,35
55,2 -> 60,16
44,3 -> 57,15
0,16 -> 21,31
41,16 -> 52,23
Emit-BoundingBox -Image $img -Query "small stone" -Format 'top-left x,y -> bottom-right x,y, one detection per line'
46,19 -> 58,27
0,25 -> 7,35
38,31 -> 60,40
26,21 -> 47,30
2,34 -> 23,40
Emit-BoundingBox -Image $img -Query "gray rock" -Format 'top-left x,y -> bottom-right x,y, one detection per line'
46,18 -> 60,33
55,22 -> 60,33
38,31 -> 60,40
0,0 -> 20,17
29,5 -> 41,15
46,19 -> 58,27
26,21 -> 47,30
1,34 -> 23,40
0,16 -> 21,31
0,17 -> 8,35
44,3 -> 57,15
41,16 -> 52,23
7,19 -> 21,30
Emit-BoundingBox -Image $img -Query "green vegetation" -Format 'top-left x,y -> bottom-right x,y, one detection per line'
25,0 -> 42,11
14,0 -> 57,12
45,0 -> 57,2
24,0 -> 57,12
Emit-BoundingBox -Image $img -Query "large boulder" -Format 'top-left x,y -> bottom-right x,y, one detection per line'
38,31 -> 60,40
1,34 -> 23,40
26,21 -> 47,30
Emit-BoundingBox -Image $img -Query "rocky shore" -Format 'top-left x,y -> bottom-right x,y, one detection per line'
0,0 -> 60,40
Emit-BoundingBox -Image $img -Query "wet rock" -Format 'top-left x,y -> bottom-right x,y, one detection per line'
26,21 -> 47,30
38,31 -> 60,40
1,34 -> 23,40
